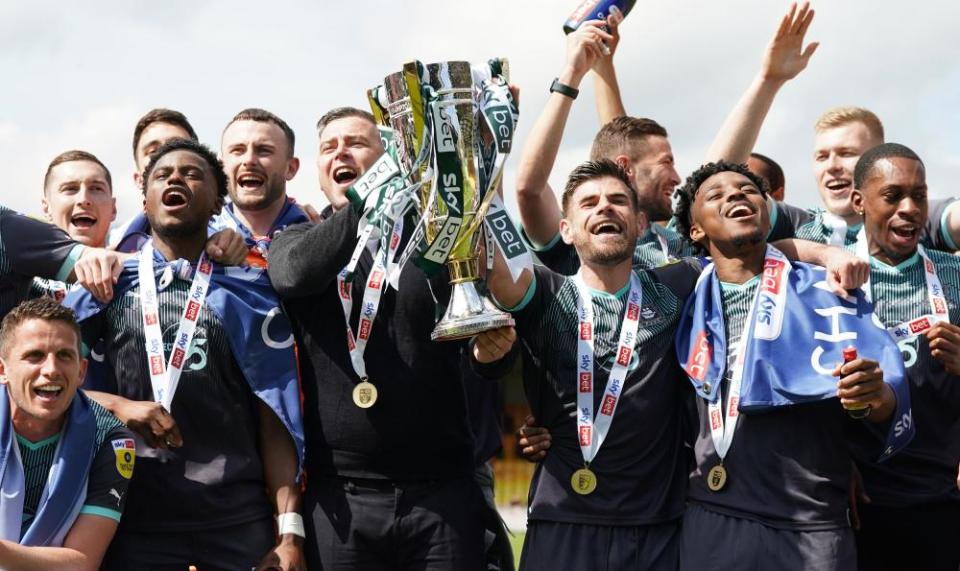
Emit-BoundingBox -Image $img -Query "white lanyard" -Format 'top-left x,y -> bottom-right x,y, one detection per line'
822,211 -> 849,247
650,225 -> 673,262
138,243 -> 213,411
707,246 -> 788,462
855,229 -> 948,341
336,220 -> 403,380
572,272 -> 642,466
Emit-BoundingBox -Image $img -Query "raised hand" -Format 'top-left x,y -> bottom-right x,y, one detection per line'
517,415 -> 552,462
761,2 -> 819,83
927,322 -> 960,375
565,20 -> 614,82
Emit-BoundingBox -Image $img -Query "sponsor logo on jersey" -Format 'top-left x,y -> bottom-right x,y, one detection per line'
111,438 -> 136,480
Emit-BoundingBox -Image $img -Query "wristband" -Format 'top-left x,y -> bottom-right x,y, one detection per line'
277,512 -> 306,538
549,78 -> 579,100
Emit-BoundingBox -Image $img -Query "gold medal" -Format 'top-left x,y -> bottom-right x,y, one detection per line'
706,464 -> 728,492
352,380 -> 378,408
571,467 -> 598,495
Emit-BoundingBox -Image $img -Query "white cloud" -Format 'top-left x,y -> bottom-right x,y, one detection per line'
1,0 -> 958,221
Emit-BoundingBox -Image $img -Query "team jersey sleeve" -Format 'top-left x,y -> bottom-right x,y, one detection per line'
0,208 -> 82,281
652,257 -> 706,302
506,266 -> 566,343
79,426 -> 135,523
766,199 -> 814,242
519,228 -> 581,276
923,198 -> 958,252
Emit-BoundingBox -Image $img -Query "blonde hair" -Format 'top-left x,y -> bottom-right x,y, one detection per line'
814,107 -> 884,142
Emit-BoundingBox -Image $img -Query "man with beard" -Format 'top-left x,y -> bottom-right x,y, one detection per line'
486,159 -> 693,570
266,106 -> 493,569
215,108 -> 309,266
847,143 -> 960,570
516,18 -> 694,275
671,161 -> 910,570
706,2 -> 960,250
0,298 -> 134,570
67,139 -> 305,571
485,158 -> 891,569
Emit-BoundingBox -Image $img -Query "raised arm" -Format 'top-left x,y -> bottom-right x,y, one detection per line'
592,6 -> 627,124
705,2 -> 818,163
267,207 -> 360,298
515,20 -> 611,246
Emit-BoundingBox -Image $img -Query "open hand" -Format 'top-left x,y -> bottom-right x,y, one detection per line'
761,2 -> 819,83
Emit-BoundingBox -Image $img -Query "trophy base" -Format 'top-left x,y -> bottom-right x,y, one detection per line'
431,280 -> 515,341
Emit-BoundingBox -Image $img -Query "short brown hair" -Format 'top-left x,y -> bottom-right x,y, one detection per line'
43,150 -> 112,194
225,108 -> 296,156
814,106 -> 884,142
132,109 -> 198,160
561,159 -> 638,215
590,116 -> 669,162
316,107 -> 376,138
0,298 -> 82,357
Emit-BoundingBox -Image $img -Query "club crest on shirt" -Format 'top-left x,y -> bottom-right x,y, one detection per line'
111,438 -> 136,480
640,305 -> 657,321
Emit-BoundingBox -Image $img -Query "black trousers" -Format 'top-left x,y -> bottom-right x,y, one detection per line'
101,516 -> 274,571
304,475 -> 487,570
520,518 -> 680,571
856,500 -> 960,571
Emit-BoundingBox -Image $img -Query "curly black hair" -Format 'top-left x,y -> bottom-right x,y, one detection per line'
140,137 -> 228,200
674,160 -> 768,254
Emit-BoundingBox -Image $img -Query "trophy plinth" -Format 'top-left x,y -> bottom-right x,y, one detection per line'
431,257 -> 514,341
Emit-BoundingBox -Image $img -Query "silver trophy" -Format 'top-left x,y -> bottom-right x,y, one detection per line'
375,61 -> 515,341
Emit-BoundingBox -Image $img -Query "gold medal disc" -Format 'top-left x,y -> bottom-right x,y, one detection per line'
571,467 -> 598,495
352,381 -> 378,409
706,464 -> 727,492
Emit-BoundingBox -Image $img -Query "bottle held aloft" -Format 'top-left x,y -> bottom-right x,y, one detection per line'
563,0 -> 636,34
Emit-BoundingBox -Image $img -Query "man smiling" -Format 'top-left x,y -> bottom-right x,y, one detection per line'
0,297 -> 133,570
847,143 -> 960,570
68,139 -> 305,571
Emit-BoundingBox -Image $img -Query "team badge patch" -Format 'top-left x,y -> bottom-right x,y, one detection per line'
111,438 -> 136,480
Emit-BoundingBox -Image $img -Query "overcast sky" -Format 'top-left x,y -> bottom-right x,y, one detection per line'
2,0 -> 958,225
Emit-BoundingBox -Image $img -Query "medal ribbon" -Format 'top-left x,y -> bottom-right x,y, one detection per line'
138,243 -> 213,411
572,272 -> 642,466
650,225 -> 674,262
336,220 -> 404,381
855,228 -> 948,341
707,246 -> 790,462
